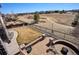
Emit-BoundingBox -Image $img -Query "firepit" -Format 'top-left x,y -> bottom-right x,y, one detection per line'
53,39 -> 79,55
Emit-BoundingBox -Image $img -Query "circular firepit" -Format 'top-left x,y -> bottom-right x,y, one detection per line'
53,39 -> 79,55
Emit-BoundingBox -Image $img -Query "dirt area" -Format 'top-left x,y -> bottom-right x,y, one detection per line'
17,15 -> 34,24
17,13 -> 76,26
40,13 -> 76,26
12,26 -> 42,45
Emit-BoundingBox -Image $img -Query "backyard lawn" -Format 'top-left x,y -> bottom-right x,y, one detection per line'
13,26 -> 42,45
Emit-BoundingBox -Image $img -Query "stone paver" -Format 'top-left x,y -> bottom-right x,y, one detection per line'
22,37 -> 54,55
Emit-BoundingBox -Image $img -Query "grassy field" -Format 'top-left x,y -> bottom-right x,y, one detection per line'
13,26 -> 42,45
40,13 -> 76,26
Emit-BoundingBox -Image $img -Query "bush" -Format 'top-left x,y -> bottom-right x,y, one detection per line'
59,10 -> 66,14
72,21 -> 78,27
72,13 -> 79,27
34,13 -> 40,23
54,10 -> 59,13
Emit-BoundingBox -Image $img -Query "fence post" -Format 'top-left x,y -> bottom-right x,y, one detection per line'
51,23 -> 54,33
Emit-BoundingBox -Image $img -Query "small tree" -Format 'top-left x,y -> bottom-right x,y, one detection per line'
34,13 -> 40,23
72,13 -> 79,27
59,10 -> 65,14
54,10 -> 59,13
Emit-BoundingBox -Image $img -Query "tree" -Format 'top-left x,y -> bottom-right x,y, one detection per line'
72,13 -> 79,27
34,13 -> 40,23
54,10 -> 59,13
59,10 -> 66,14
62,10 -> 65,13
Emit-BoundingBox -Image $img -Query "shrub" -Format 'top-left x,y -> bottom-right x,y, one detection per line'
34,13 -> 40,23
72,13 -> 79,27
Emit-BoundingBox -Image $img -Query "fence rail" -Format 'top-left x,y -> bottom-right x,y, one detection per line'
31,24 -> 79,46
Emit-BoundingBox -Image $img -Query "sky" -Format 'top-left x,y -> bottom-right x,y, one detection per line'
0,3 -> 79,14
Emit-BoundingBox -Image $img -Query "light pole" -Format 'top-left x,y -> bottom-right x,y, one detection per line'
0,4 -> 10,43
